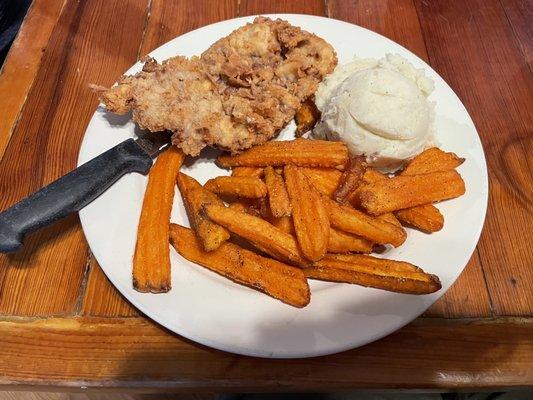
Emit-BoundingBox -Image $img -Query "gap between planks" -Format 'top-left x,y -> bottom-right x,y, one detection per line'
0,0 -> 68,160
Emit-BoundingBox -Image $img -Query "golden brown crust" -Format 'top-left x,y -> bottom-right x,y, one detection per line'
358,170 -> 466,215
284,166 -> 329,262
204,176 -> 267,199
217,138 -> 348,169
99,17 -> 337,156
306,254 -> 442,294
264,166 -> 292,218
133,147 -> 185,293
176,173 -> 230,251
170,224 -> 310,307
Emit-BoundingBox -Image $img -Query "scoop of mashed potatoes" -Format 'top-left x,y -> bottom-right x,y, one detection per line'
313,54 -> 435,169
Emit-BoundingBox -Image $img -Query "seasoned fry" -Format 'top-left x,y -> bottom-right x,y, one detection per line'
204,204 -> 309,267
395,205 -> 444,233
358,170 -> 466,215
217,138 -> 348,170
264,166 -> 292,217
176,173 -> 230,252
232,166 -> 264,178
333,156 -> 366,204
169,224 -> 310,307
284,166 -> 330,261
300,167 -> 342,197
204,176 -> 267,198
402,147 -> 465,175
228,199 -> 262,217
133,147 -> 185,293
352,168 -> 443,232
328,228 -> 373,254
228,201 -> 248,213
305,254 -> 442,294
272,215 -> 295,234
377,212 -> 403,228
326,197 -> 406,247
295,98 -> 320,136
327,253 -> 425,272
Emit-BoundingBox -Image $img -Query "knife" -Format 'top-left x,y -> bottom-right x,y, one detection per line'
0,132 -> 172,253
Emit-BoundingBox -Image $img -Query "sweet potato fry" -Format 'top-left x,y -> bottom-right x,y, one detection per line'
333,156 -> 366,204
328,228 -> 373,254
349,169 -> 389,206
227,199 -> 261,217
228,202 -> 248,213
377,212 -> 403,228
300,167 -> 342,197
232,166 -> 264,178
169,224 -> 310,307
295,98 -> 320,136
133,147 -> 185,293
204,176 -> 267,198
326,197 -> 406,247
272,216 -> 295,234
204,204 -> 309,267
352,168 -> 443,232
358,170 -> 466,215
395,204 -> 444,232
284,166 -> 330,261
305,254 -> 442,294
402,147 -> 465,175
264,166 -> 292,217
176,173 -> 230,252
217,138 -> 348,170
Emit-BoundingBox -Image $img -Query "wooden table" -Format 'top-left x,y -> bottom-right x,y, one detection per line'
0,0 -> 531,392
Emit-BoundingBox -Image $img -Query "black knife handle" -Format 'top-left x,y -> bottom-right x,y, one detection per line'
0,138 -> 153,253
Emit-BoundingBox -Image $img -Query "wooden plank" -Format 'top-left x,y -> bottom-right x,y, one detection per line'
239,0 -> 326,16
327,0 -> 428,61
328,0 -> 492,319
82,259 -> 139,317
414,0 -> 533,316
0,0 -> 67,160
0,0 -> 151,315
81,0 -> 239,317
500,0 -> 532,70
139,0 -> 239,58
424,253 -> 492,317
0,316 -> 531,390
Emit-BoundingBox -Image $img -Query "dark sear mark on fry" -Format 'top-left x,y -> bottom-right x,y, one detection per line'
333,156 -> 367,204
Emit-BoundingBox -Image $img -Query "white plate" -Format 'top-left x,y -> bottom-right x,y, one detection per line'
79,14 -> 488,358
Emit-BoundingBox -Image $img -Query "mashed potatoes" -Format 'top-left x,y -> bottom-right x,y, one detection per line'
313,54 -> 435,169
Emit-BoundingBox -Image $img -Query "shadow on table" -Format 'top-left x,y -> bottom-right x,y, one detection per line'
113,293 -> 522,393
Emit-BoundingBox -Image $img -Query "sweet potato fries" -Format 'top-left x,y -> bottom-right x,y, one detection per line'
133,147 -> 185,293
132,138 -> 465,307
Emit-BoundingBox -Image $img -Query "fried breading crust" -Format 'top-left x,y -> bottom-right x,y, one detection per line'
98,17 -> 337,156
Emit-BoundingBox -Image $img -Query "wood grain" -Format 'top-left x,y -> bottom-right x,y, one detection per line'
239,0 -> 326,16
0,316 -> 531,390
0,0 -> 531,391
139,0 -> 239,58
328,0 -> 492,319
424,253 -> 492,317
327,0 -> 428,61
82,259 -> 138,317
0,0 -> 150,315
0,0 -> 67,159
81,0 -> 239,317
415,0 -> 533,316
500,0 -> 532,70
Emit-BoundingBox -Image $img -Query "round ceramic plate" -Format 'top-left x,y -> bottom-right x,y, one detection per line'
78,14 -> 488,358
